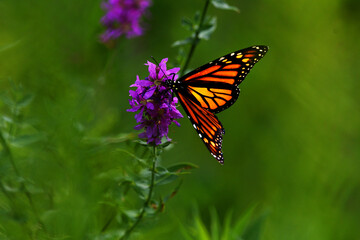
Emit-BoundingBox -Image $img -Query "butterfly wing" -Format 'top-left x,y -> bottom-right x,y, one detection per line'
180,45 -> 268,113
176,91 -> 225,164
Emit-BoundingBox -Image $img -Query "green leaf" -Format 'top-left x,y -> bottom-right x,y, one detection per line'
96,169 -> 125,181
158,140 -> 173,149
194,11 -> 201,24
199,17 -> 217,40
232,205 -> 257,237
194,212 -> 211,240
164,180 -> 183,202
102,178 -> 134,199
178,217 -> 194,240
3,183 -> 20,193
221,210 -> 233,240
144,203 -> 157,216
0,94 -> 15,107
181,17 -> 194,31
115,149 -> 147,166
105,133 -> 137,144
2,115 -> 14,124
26,184 -> 43,195
156,174 -> 178,186
242,211 -> 268,240
133,139 -> 149,147
210,207 -> 220,240
167,162 -> 198,173
132,180 -> 149,199
155,166 -> 168,175
91,229 -> 125,240
16,94 -> 34,108
9,133 -> 45,147
123,209 -> 140,221
172,37 -> 194,47
211,0 -> 240,12
156,197 -> 165,213
155,163 -> 195,186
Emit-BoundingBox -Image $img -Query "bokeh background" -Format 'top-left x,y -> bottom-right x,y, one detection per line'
1,0 -> 360,239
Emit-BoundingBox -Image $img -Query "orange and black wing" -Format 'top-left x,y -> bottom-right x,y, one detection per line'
177,91 -> 225,164
179,45 -> 268,113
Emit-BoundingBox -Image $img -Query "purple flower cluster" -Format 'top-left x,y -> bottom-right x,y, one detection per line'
100,0 -> 151,42
128,58 -> 183,145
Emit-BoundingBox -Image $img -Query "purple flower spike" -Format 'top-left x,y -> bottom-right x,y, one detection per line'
127,59 -> 183,145
100,0 -> 151,42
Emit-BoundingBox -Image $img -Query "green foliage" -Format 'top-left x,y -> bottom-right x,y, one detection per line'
181,206 -> 266,240
0,82 -> 195,239
211,0 -> 240,12
173,0 -> 225,71
172,15 -> 217,47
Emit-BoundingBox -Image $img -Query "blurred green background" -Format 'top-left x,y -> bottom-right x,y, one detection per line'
1,0 -> 360,239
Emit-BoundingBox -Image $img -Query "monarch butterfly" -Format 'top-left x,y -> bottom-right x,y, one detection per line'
164,45 -> 268,164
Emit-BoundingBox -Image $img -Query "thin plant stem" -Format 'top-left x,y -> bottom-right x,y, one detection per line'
0,129 -> 47,233
120,146 -> 157,240
179,0 -> 211,77
101,210 -> 116,233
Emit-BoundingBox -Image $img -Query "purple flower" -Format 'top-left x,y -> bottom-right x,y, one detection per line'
100,0 -> 151,42
128,58 -> 183,145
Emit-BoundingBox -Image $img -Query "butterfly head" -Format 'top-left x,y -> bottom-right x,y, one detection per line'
163,73 -> 181,91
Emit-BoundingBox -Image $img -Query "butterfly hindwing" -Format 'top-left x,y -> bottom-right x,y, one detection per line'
180,45 -> 268,113
177,91 -> 225,164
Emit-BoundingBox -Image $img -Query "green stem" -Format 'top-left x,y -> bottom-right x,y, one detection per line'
101,211 -> 116,232
0,129 -> 47,233
180,0 -> 211,77
120,146 -> 157,240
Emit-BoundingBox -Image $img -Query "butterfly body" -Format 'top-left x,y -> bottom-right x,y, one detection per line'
166,45 -> 268,164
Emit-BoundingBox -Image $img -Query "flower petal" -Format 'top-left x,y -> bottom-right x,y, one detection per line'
134,123 -> 144,130
146,61 -> 157,80
146,102 -> 154,110
166,67 -> 180,75
129,55 -> 183,144
134,108 -> 144,122
173,120 -> 181,126
143,86 -> 156,99
129,90 -> 138,98
127,105 -> 141,112
136,79 -> 153,87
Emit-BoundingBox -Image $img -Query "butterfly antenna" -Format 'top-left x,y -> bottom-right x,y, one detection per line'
151,56 -> 176,81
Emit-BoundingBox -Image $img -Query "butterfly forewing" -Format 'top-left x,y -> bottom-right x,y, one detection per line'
180,45 -> 268,113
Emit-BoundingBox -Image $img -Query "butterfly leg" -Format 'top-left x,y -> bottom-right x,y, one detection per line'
166,73 -> 177,107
